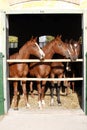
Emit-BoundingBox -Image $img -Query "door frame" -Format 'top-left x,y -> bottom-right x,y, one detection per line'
1,8 -> 87,114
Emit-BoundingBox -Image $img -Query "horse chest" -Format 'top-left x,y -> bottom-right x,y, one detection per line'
10,63 -> 28,77
39,65 -> 51,77
29,64 -> 51,77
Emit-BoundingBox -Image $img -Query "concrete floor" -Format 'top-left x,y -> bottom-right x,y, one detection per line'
0,108 -> 87,130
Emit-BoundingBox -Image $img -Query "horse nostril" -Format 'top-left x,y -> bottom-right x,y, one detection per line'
42,55 -> 45,59
72,57 -> 77,61
42,53 -> 45,58
40,54 -> 45,60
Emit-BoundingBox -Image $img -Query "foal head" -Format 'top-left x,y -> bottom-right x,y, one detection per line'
53,35 -> 80,61
27,37 -> 45,59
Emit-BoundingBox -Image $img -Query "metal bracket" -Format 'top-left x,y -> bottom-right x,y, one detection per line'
0,52 -> 4,58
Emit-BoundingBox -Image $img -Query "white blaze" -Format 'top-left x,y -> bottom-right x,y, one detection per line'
35,42 -> 45,58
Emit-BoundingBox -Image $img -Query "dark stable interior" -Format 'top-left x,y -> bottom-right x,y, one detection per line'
9,14 -> 82,48
8,14 -> 83,108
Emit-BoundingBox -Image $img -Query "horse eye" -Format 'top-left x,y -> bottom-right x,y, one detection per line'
33,44 -> 37,47
59,43 -> 62,46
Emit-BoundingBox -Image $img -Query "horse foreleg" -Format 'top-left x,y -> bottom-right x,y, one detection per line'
66,81 -> 71,95
72,73 -> 75,93
37,81 -> 42,109
13,81 -> 19,110
50,73 -> 55,106
30,81 -> 34,98
56,81 -> 61,105
71,81 -> 75,93
41,81 -> 46,107
50,82 -> 55,106
22,81 -> 30,108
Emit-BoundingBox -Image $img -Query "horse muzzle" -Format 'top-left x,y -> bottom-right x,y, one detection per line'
69,54 -> 79,62
40,52 -> 45,60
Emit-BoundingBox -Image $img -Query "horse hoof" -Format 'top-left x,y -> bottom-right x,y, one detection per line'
38,106 -> 42,109
14,107 -> 19,110
50,98 -> 54,106
57,101 -> 61,106
50,103 -> 54,106
58,102 -> 62,106
50,102 -> 54,106
38,101 -> 42,109
26,103 -> 31,108
42,100 -> 45,107
38,104 -> 43,110
58,103 -> 62,106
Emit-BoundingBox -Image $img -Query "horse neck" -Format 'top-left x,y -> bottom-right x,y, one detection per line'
42,42 -> 55,59
19,43 -> 30,59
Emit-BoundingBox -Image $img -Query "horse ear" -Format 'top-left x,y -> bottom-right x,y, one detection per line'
30,36 -> 34,40
69,39 -> 73,44
59,35 -> 62,38
34,37 -> 37,41
78,40 -> 81,45
56,35 -> 62,39
55,35 -> 59,39
56,35 -> 59,38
